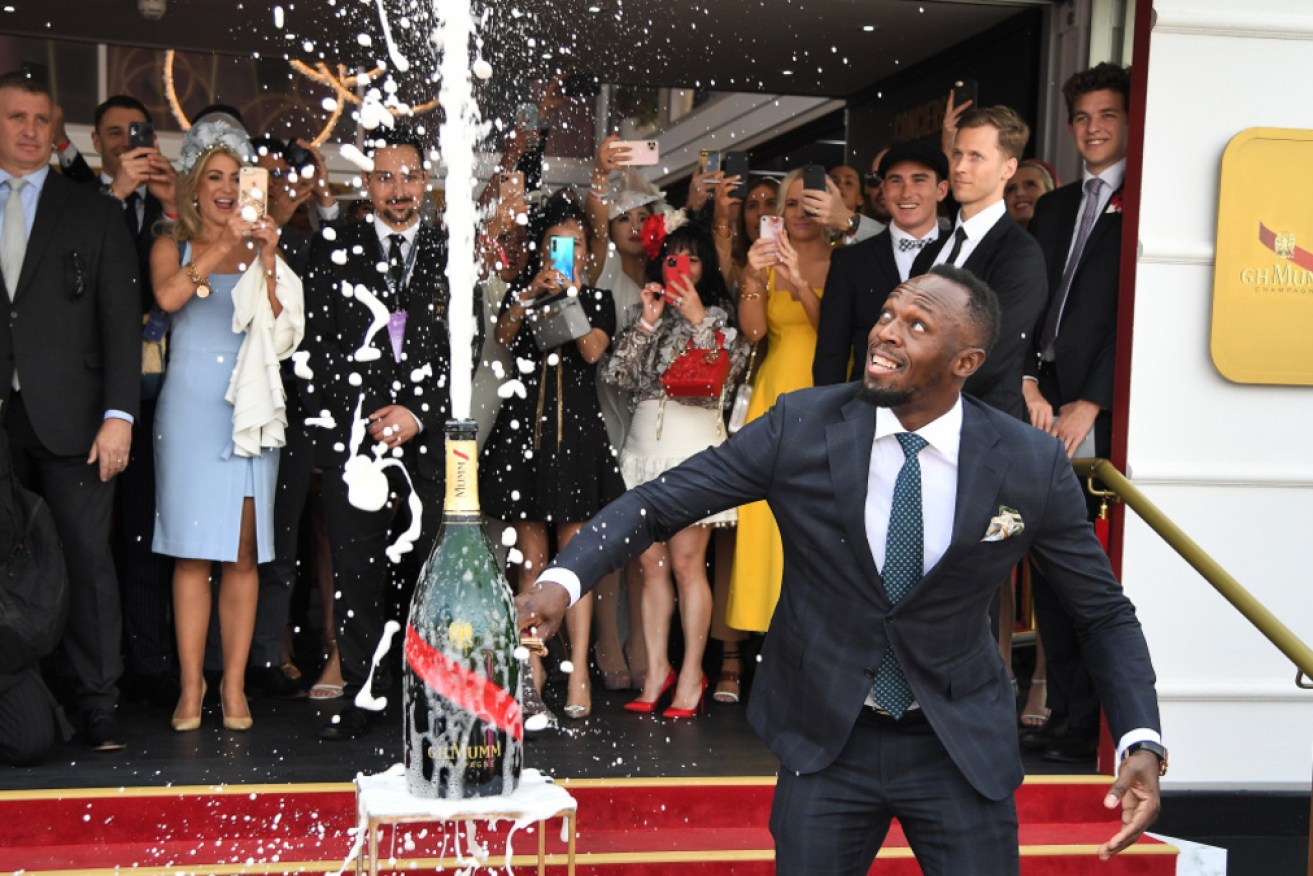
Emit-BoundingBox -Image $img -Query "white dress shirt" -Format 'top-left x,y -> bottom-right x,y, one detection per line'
932,197 -> 1008,268
889,223 -> 940,283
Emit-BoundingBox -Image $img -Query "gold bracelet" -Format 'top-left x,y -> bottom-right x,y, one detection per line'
739,290 -> 762,301
183,260 -> 212,299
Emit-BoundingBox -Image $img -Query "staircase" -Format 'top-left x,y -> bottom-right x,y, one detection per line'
0,774 -> 1183,874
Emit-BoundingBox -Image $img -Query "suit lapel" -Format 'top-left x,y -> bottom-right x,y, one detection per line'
1075,185 -> 1123,266
13,176 -> 66,303
910,233 -> 946,276
826,396 -> 884,602
961,212 -> 1016,274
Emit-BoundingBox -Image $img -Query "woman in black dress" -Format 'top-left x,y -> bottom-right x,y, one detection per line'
481,192 -> 625,720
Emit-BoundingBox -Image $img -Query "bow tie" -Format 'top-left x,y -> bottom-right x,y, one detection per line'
898,237 -> 931,252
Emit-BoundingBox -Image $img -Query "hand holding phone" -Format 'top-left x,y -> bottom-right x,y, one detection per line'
698,150 -> 721,176
238,166 -> 269,221
128,121 -> 155,152
723,152 -> 750,200
759,215 -> 784,241
662,254 -> 691,301
548,234 -> 576,284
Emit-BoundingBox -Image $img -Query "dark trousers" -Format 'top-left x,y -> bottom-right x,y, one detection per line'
1029,372 -> 1111,736
0,667 -> 59,765
770,709 -> 1019,876
112,399 -> 175,676
319,458 -> 441,692
250,403 -> 316,669
5,394 -> 121,713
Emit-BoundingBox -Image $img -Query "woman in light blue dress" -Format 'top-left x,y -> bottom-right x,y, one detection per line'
150,122 -> 294,733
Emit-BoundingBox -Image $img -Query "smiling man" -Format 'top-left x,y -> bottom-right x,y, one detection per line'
815,141 -> 949,385
910,105 -> 1048,421
1021,63 -> 1133,765
518,265 -> 1165,875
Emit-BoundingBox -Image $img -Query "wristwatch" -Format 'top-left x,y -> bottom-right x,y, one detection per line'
846,212 -> 862,237
1124,740 -> 1169,776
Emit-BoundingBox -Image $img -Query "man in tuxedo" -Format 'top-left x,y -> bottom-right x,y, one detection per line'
0,72 -> 140,749
1021,63 -> 1132,763
815,141 -> 949,385
299,128 -> 460,740
911,106 -> 1047,421
60,95 -> 181,707
519,265 -> 1164,874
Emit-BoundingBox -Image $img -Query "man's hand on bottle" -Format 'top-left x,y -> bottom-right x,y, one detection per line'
515,580 -> 570,641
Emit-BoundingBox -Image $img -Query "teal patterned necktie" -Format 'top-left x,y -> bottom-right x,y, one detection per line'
872,432 -> 927,718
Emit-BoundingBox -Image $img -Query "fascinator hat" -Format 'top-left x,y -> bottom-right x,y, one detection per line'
178,113 -> 256,173
607,167 -> 666,221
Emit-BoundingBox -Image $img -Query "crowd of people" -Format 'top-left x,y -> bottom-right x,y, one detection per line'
0,58 -> 1132,772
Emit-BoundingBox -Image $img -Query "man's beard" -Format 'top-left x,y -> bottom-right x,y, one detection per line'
854,381 -> 913,408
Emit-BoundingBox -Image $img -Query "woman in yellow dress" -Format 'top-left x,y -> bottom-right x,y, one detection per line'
728,168 -> 835,632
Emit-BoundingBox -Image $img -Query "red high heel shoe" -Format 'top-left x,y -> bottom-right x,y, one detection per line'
663,675 -> 709,719
624,668 -> 677,714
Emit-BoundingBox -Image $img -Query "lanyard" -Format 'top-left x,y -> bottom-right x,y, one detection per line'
379,231 -> 421,300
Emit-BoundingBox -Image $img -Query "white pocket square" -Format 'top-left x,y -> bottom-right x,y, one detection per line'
981,505 -> 1024,542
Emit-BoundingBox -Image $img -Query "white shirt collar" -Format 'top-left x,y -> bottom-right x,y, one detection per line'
1083,157 -> 1127,193
953,197 -> 1008,241
0,164 -> 50,191
374,216 -> 420,248
889,222 -> 939,246
874,395 -> 964,464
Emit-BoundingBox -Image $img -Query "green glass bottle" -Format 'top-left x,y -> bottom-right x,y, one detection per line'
403,418 -> 523,798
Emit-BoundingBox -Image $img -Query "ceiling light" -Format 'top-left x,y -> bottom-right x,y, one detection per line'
862,24 -> 875,31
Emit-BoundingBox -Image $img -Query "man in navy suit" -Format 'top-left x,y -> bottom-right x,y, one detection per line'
814,141 -> 949,385
518,265 -> 1164,874
1021,63 -> 1133,763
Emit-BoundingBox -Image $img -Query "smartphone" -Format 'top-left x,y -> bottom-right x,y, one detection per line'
803,164 -> 827,193
515,101 -> 539,131
759,215 -> 783,241
616,140 -> 660,166
663,254 -> 691,298
723,151 -> 750,199
128,121 -> 155,151
698,149 -> 721,176
283,139 -> 315,175
548,234 -> 575,283
237,166 -> 269,219
953,78 -> 979,109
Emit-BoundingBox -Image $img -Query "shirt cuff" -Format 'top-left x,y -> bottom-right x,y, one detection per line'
57,142 -> 81,167
535,567 -> 581,608
1023,375 -> 1039,383
1116,727 -> 1162,765
316,200 -> 341,221
404,408 -> 424,434
104,409 -> 134,425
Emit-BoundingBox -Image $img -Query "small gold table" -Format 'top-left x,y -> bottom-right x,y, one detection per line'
354,766 -> 577,875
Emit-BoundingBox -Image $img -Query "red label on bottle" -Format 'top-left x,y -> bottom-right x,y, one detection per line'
405,623 -> 524,741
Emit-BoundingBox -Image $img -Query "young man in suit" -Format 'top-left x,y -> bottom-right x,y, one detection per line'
60,95 -> 182,708
520,266 -> 1165,875
1021,63 -> 1132,763
814,141 -> 949,385
299,128 -> 462,740
911,106 -> 1047,421
0,72 -> 141,750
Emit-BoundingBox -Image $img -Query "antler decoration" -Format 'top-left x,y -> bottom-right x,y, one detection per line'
163,50 -> 439,145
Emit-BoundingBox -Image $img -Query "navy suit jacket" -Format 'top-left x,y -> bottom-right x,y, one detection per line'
1024,181 -> 1123,411
813,229 -> 901,386
550,384 -> 1159,800
911,213 -> 1047,420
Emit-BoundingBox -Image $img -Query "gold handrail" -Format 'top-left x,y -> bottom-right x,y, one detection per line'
1073,458 -> 1313,681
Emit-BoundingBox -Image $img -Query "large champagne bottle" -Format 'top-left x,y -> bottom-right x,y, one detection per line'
403,419 -> 523,798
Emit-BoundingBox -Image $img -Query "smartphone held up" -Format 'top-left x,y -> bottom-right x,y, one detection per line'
238,166 -> 269,221
548,234 -> 576,284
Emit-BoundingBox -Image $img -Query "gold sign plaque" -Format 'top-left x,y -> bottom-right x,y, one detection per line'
1212,128 -> 1313,384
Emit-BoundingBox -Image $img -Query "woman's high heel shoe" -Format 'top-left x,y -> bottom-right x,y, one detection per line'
663,675 -> 709,719
624,668 -> 677,714
171,681 -> 206,732
221,692 -> 253,732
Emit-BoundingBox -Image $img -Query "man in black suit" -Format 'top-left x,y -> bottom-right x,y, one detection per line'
299,128 -> 458,740
815,141 -> 949,385
520,266 -> 1165,874
61,95 -> 181,706
910,106 -> 1047,421
0,72 -> 140,749
1021,63 -> 1132,763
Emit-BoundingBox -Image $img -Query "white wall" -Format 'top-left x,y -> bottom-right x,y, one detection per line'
1129,0 -> 1313,788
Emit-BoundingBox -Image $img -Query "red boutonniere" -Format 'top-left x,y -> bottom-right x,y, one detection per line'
641,213 -> 666,260
1105,191 -> 1124,215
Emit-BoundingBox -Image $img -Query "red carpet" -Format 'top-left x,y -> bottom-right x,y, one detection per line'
0,774 -> 1177,874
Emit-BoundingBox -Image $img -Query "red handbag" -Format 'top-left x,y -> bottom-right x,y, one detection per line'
662,331 -> 731,398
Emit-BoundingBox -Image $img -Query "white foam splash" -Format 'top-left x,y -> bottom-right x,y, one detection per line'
354,620 -> 402,711
339,143 -> 375,173
345,281 -> 390,362
372,0 -> 411,72
291,349 -> 314,381
496,379 -> 526,399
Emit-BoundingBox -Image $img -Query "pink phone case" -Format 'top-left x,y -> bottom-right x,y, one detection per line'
760,215 -> 783,240
617,140 -> 660,166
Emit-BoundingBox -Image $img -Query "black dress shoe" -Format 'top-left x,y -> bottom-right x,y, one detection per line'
320,705 -> 375,741
248,665 -> 307,700
85,708 -> 126,751
1043,736 -> 1098,763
